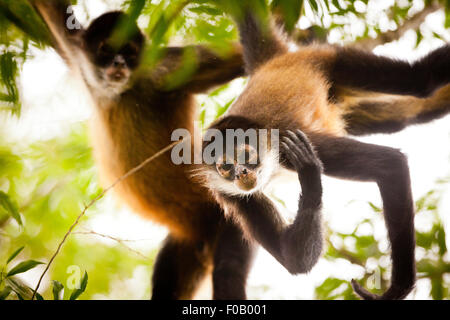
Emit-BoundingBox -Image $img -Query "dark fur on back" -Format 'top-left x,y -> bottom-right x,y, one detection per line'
84,11 -> 144,51
332,45 -> 450,98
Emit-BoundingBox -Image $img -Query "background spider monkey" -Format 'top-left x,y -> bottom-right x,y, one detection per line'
200,0 -> 450,300
30,0 -> 257,300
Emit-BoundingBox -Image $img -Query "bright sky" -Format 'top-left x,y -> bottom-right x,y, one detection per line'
1,0 -> 449,299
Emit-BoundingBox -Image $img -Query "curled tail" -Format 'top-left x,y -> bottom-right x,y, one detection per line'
339,84 -> 450,136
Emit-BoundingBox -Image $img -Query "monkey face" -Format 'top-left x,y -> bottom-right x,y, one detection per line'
215,144 -> 259,192
95,41 -> 140,84
209,143 -> 279,195
83,12 -> 144,92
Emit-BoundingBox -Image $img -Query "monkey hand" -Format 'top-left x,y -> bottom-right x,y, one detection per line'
281,129 -> 323,210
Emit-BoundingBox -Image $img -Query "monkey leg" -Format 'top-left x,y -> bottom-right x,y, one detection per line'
311,134 -> 416,300
151,234 -> 213,300
212,220 -> 256,300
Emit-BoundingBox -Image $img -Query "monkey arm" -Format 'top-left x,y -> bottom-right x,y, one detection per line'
152,44 -> 245,93
31,0 -> 84,67
216,130 -> 324,274
329,45 -> 450,98
310,133 -> 416,300
217,189 -> 322,275
180,44 -> 246,93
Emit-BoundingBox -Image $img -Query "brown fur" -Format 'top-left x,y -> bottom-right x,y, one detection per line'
205,8 -> 450,300
229,45 -> 346,137
230,41 -> 450,138
32,0 -> 248,300
33,0 -> 246,242
90,90 -> 213,240
337,84 -> 450,135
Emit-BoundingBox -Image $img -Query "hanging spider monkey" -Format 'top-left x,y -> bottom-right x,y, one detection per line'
198,2 -> 450,300
29,0 -> 261,300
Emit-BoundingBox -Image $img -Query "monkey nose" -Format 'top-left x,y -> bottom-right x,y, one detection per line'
114,60 -> 125,68
235,168 -> 248,180
113,56 -> 126,68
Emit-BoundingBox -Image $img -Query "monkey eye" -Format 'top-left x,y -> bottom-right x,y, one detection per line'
98,42 -> 114,56
216,162 -> 234,180
122,43 -> 139,56
120,43 -> 140,68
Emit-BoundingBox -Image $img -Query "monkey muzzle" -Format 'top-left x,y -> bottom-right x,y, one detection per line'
106,55 -> 130,82
106,67 -> 129,82
234,166 -> 257,192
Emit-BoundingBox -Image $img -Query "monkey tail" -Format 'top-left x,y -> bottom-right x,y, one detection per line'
351,279 -> 414,300
340,84 -> 450,136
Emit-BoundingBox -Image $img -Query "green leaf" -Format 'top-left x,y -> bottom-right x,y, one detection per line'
52,280 -> 64,300
415,30 -> 423,48
271,0 -> 304,32
431,278 -> 444,300
331,0 -> 343,11
308,0 -> 319,13
5,277 -> 33,300
0,191 -> 22,226
368,202 -> 382,213
7,246 -> 24,264
69,271 -> 88,300
416,231 -> 433,250
315,277 -> 348,300
189,5 -> 222,16
35,292 -> 44,300
436,225 -> 447,255
0,286 -> 12,300
6,260 -> 44,277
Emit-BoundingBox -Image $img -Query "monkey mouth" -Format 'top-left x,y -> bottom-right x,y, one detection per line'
106,68 -> 129,82
111,71 -> 126,81
234,179 -> 257,193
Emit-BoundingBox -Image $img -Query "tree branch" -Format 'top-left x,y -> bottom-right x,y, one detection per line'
290,2 -> 442,49
355,2 -> 442,50
31,140 -> 182,300
73,229 -> 151,260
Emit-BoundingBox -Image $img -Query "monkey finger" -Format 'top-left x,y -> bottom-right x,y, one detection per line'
281,141 -> 299,163
294,129 -> 316,156
281,142 -> 302,169
282,136 -> 308,162
286,130 -> 315,162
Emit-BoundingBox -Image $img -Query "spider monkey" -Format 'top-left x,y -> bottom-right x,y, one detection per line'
30,0 -> 260,300
196,120 -> 325,274
199,2 -> 450,300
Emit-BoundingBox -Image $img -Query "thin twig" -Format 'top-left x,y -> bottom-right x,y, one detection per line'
326,239 -> 364,267
73,230 -> 151,259
31,140 -> 181,300
76,227 -> 155,242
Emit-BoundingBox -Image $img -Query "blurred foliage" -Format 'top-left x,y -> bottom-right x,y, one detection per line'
316,187 -> 450,300
0,0 -> 449,113
0,125 -> 155,299
0,0 -> 448,300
